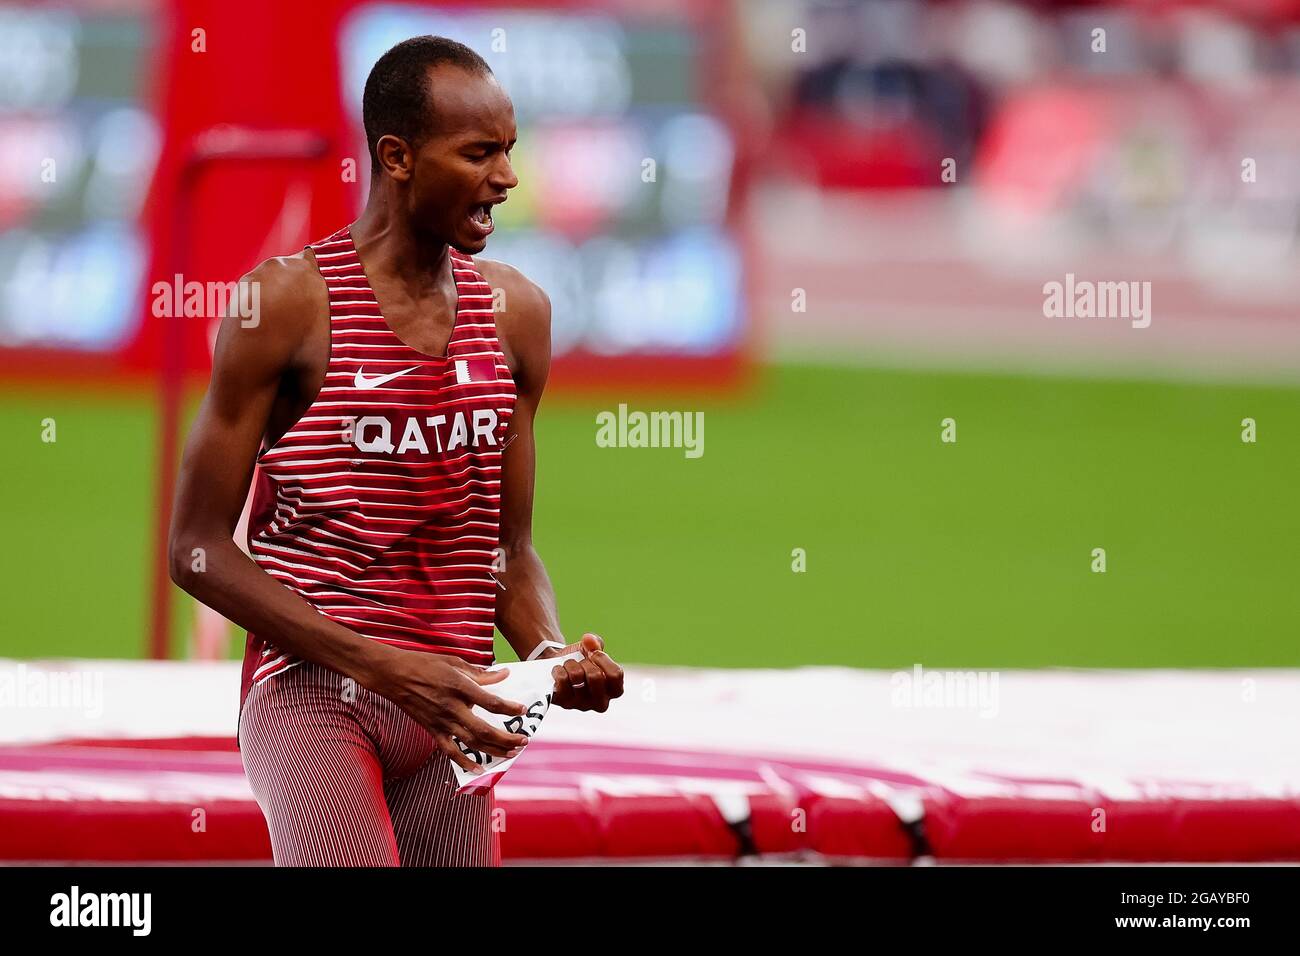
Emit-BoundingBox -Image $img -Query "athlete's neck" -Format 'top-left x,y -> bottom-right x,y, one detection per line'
350,198 -> 453,289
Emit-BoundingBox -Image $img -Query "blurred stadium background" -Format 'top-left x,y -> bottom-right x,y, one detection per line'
3,0 -> 1298,668
1,0 -> 1299,864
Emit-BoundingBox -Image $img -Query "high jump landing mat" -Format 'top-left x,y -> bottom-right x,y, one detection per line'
1,660 -> 1298,864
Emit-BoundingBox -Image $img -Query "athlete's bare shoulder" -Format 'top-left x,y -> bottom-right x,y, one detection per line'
213,249 -> 330,377
472,257 -> 550,325
246,249 -> 323,299
471,257 -> 551,393
241,250 -> 329,352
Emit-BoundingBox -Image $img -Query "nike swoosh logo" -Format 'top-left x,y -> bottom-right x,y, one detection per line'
354,366 -> 420,390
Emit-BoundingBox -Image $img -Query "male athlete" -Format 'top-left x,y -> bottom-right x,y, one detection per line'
168,36 -> 624,866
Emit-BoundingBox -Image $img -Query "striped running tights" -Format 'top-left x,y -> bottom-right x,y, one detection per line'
239,660 -> 499,866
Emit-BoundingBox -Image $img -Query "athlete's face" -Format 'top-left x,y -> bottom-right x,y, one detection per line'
407,65 -> 518,254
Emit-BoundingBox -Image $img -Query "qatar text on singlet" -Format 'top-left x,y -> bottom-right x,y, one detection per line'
239,226 -> 517,703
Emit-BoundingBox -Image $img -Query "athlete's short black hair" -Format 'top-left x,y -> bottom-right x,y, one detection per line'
362,35 -> 492,168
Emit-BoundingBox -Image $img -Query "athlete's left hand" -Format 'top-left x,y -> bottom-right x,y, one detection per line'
545,633 -> 624,713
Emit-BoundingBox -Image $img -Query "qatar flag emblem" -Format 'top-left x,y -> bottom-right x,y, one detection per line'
454,358 -> 496,385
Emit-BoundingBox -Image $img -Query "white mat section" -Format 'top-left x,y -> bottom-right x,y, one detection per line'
3,660 -> 1299,795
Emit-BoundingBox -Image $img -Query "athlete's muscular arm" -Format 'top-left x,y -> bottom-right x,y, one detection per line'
168,255 -> 529,769
484,261 -> 624,713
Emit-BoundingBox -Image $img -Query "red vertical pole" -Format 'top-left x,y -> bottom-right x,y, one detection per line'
146,128 -> 330,659
149,287 -> 183,659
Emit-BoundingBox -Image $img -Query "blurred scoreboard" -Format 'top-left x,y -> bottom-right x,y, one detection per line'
340,5 -> 745,371
0,1 -> 159,353
0,0 -> 747,387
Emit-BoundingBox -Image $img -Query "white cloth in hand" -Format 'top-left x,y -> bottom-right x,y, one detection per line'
450,651 -> 582,793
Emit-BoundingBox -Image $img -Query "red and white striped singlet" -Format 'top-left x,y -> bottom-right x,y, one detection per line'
239,226 -> 516,709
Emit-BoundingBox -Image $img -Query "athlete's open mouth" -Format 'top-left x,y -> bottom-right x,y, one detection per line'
467,198 -> 504,238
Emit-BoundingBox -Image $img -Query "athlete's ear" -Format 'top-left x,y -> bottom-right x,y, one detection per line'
374,134 -> 414,183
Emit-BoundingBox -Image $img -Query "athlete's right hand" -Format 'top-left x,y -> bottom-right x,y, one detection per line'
377,652 -> 531,774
